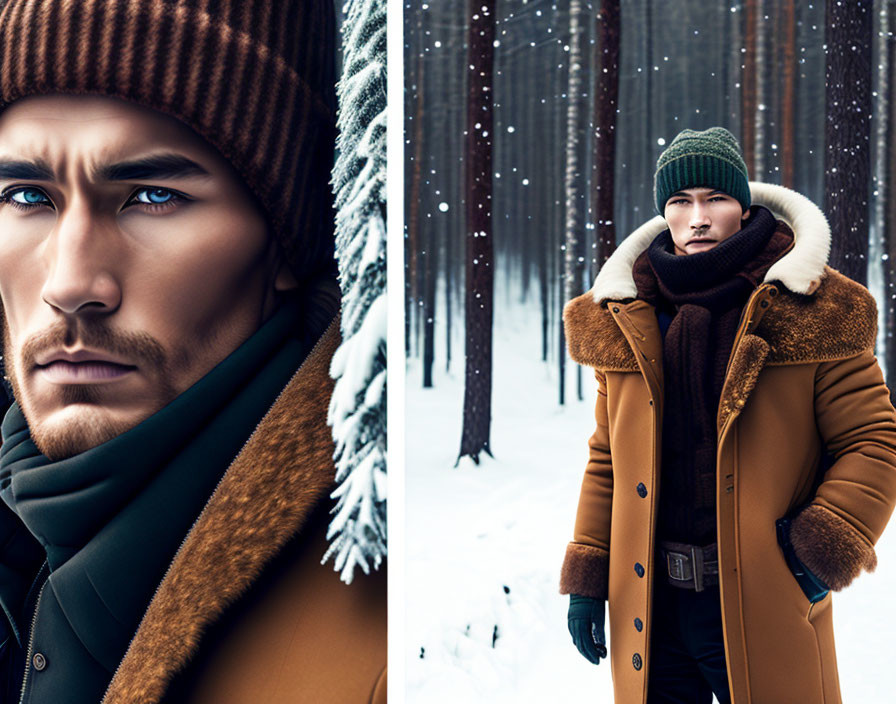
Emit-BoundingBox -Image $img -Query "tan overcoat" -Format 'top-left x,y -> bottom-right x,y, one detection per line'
560,182 -> 896,704
101,318 -> 387,704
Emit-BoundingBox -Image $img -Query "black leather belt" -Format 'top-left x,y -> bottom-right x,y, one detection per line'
658,541 -> 719,592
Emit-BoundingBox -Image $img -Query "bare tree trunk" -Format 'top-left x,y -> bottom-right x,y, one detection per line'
458,0 -> 496,464
422,173 -> 438,387
562,0 -> 588,406
742,0 -> 758,172
406,17 -> 425,358
780,0 -> 796,188
754,0 -> 767,179
886,0 -> 896,403
593,0 -> 620,276
825,0 -> 872,284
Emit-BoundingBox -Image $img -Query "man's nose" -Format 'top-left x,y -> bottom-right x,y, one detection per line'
40,206 -> 122,315
689,203 -> 711,229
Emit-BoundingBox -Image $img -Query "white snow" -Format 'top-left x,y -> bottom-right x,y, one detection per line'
406,274 -> 896,703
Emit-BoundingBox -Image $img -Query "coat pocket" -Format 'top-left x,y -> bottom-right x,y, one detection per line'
775,516 -> 830,604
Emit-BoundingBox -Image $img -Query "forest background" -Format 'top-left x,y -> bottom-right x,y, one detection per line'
404,1 -> 896,702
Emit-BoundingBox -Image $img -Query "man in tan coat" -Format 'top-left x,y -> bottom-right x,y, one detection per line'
560,127 -> 896,703
0,2 -> 386,703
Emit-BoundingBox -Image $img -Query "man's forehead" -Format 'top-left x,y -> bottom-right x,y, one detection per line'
0,96 -> 204,172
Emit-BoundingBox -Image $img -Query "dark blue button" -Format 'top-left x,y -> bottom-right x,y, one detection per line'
634,562 -> 645,578
633,652 -> 642,670
634,617 -> 643,632
636,482 -> 647,498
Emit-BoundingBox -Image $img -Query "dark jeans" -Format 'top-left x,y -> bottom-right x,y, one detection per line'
646,578 -> 731,704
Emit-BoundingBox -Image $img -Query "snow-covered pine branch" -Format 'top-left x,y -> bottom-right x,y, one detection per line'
324,0 -> 387,584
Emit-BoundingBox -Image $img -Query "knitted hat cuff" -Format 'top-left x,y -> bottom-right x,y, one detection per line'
655,153 -> 752,214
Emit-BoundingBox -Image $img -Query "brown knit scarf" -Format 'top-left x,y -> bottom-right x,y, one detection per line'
633,206 -> 795,545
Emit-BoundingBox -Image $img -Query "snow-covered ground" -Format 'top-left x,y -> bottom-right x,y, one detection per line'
405,279 -> 896,703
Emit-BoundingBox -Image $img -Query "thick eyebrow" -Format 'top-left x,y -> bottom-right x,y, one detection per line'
0,158 -> 54,181
96,153 -> 210,181
0,153 -> 210,183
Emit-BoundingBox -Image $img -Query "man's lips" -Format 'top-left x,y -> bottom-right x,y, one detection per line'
34,349 -> 137,383
38,361 -> 136,383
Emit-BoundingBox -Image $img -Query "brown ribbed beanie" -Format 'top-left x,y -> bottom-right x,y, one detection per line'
0,0 -> 337,280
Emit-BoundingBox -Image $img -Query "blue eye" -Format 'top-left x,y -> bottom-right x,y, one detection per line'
2,187 -> 52,210
134,188 -> 176,205
14,188 -> 49,204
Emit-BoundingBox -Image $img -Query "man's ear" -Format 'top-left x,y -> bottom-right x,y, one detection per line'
274,259 -> 300,292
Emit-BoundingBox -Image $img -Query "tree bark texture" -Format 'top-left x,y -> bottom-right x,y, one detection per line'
742,0 -> 758,173
886,0 -> 896,403
824,0 -> 872,284
780,0 -> 796,188
593,0 -> 620,276
458,0 -> 496,463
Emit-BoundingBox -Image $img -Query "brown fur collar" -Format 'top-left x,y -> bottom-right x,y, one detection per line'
564,265 -> 877,372
103,318 -> 341,704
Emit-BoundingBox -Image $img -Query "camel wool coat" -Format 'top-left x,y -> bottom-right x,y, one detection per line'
559,182 -> 896,704
101,318 -> 387,704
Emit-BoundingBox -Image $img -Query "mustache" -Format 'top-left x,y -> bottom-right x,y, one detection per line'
19,319 -> 168,372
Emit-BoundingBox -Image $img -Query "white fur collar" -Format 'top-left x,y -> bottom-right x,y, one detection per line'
590,182 -> 831,303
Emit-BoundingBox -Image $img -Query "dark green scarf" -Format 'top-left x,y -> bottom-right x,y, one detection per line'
0,295 -> 311,702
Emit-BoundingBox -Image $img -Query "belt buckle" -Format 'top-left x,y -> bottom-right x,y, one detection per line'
691,546 -> 705,592
666,551 -> 688,582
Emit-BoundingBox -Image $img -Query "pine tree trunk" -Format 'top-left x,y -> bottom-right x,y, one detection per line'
886,0 -> 896,403
422,173 -> 438,387
754,0 -> 767,179
742,0 -> 757,172
562,0 -> 587,406
825,0 -> 872,284
780,0 -> 796,188
458,0 -> 496,464
407,13 -> 425,358
593,0 -> 620,275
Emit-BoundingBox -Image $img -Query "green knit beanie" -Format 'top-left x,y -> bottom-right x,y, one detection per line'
654,127 -> 751,215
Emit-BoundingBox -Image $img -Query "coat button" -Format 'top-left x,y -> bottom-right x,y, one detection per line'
612,306 -> 620,313
634,617 -> 643,632
636,482 -> 647,498
32,652 -> 47,671
633,652 -> 642,670
760,299 -> 770,308
634,562 -> 645,578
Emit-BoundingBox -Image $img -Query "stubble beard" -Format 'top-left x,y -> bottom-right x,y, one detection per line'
2,315 -> 178,461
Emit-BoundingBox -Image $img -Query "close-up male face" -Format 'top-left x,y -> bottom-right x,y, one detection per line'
663,186 -> 750,256
0,94 -> 292,460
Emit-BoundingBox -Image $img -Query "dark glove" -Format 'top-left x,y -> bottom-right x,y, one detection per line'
776,517 -> 830,603
567,594 -> 607,664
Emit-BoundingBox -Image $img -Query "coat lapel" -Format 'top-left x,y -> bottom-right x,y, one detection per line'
102,318 -> 341,704
566,266 -> 878,433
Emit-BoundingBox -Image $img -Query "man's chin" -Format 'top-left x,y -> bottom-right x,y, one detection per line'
27,405 -> 142,461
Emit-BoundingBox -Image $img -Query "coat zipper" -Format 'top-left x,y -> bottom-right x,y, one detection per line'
100,318 -> 338,704
18,572 -> 49,704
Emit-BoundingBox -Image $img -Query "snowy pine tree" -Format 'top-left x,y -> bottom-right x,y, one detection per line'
324,0 -> 387,584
